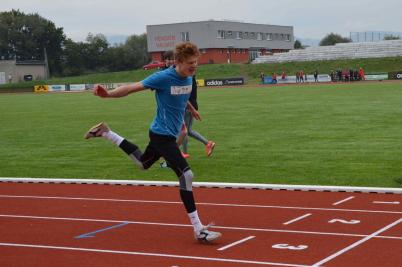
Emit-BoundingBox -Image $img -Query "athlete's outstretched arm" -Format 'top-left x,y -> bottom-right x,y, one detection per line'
93,82 -> 146,98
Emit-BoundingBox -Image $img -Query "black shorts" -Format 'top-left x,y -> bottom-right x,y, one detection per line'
141,131 -> 189,177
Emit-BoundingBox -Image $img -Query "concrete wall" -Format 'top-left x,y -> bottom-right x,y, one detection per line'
0,60 -> 46,84
0,60 -> 16,84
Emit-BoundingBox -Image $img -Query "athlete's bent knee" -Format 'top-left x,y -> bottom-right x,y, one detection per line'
179,169 -> 194,191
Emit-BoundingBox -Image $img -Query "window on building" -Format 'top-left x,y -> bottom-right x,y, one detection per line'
226,31 -> 233,38
244,32 -> 248,39
236,31 -> 243,39
181,32 -> 190,42
285,34 -> 291,41
266,33 -> 272,40
250,32 -> 255,39
257,32 -> 263,40
217,30 -> 225,39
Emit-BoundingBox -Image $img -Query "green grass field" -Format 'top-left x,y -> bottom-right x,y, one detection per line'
1,81 -> 402,188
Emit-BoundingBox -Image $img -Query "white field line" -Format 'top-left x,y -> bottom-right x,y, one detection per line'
372,201 -> 400,205
0,194 -> 401,215
311,218 -> 402,267
217,236 -> 255,251
0,242 -> 309,267
283,214 -> 312,225
1,214 -> 402,240
1,177 -> 402,194
332,196 -> 355,206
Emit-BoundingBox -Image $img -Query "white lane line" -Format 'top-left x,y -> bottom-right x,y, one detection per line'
311,218 -> 402,267
373,201 -> 400,205
283,213 -> 312,225
1,194 -> 401,214
1,214 -> 402,240
217,236 -> 255,251
332,196 -> 355,206
0,242 -> 309,267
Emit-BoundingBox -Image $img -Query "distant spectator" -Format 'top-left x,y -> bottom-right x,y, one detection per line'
281,70 -> 287,80
343,69 -> 349,82
296,71 -> 300,83
337,69 -> 342,82
349,69 -> 354,81
272,72 -> 277,83
314,70 -> 318,82
359,67 -> 365,80
299,70 -> 304,83
260,71 -> 265,84
353,69 -> 359,81
330,70 -> 335,82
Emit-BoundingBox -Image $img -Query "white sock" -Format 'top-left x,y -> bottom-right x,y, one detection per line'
188,210 -> 203,234
102,130 -> 124,146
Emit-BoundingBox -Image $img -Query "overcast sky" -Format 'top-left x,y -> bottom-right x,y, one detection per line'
2,0 -> 402,42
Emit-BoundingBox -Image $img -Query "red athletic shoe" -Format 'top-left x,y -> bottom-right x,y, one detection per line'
181,152 -> 190,159
205,141 -> 215,157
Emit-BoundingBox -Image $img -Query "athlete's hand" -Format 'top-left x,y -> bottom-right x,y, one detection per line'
191,109 -> 202,121
93,84 -> 109,97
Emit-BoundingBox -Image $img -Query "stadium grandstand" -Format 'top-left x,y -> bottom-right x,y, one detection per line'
252,39 -> 402,64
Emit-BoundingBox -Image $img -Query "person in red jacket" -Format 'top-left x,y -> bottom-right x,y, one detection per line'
272,72 -> 277,83
359,67 -> 365,81
281,70 -> 287,80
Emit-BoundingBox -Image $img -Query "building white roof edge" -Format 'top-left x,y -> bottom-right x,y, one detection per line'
1,177 -> 401,194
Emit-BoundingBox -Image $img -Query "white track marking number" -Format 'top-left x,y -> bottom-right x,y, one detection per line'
328,219 -> 360,224
272,243 -> 308,250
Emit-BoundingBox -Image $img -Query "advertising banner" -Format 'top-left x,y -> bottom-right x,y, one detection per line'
388,71 -> 402,80
34,85 -> 48,93
263,77 -> 277,84
263,74 -> 331,84
48,85 -> 66,91
196,79 -> 205,87
68,84 -> 86,91
365,74 -> 388,81
204,77 -> 244,87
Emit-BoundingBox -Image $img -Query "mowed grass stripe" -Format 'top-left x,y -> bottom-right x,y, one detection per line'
0,82 -> 401,187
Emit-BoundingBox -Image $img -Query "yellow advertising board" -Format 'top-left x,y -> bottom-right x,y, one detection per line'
34,85 -> 49,93
196,79 -> 205,87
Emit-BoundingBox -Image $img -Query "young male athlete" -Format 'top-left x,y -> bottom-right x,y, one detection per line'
84,42 -> 221,243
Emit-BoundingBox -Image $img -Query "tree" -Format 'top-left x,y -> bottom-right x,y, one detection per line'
122,33 -> 150,69
0,9 -> 65,75
384,34 -> 400,40
294,40 -> 303,49
319,33 -> 351,46
84,33 -> 109,71
60,38 -> 86,76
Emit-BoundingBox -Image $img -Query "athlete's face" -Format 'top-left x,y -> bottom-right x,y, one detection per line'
176,55 -> 198,77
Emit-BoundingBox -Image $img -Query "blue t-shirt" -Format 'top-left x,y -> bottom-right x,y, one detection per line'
142,67 -> 192,137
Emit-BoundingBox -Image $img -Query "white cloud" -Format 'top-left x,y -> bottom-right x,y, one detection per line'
1,0 -> 402,41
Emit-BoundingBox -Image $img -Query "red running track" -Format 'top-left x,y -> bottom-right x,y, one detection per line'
0,182 -> 401,266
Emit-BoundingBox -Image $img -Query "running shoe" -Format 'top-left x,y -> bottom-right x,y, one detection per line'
195,224 -> 222,243
84,122 -> 110,139
205,141 -> 216,157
